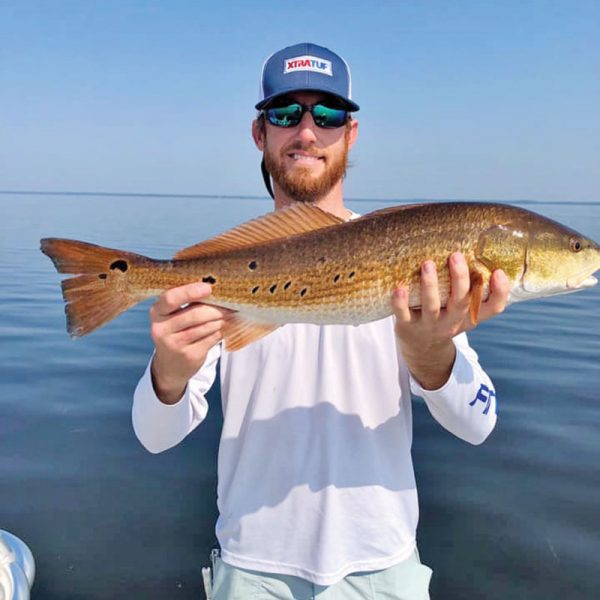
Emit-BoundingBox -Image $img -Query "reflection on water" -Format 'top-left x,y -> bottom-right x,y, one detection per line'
1,195 -> 599,599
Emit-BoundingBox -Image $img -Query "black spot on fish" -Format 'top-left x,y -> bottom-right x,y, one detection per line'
110,260 -> 128,272
269,284 -> 277,294
348,271 -> 356,279
284,281 -> 292,290
248,260 -> 257,270
252,286 -> 260,294
300,288 -> 307,297
333,274 -> 341,283
317,256 -> 326,264
202,275 -> 217,285
98,273 -> 107,280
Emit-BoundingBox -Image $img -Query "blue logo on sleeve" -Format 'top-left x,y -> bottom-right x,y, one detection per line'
469,384 -> 496,415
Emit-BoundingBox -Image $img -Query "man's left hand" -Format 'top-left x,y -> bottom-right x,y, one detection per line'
392,252 -> 510,390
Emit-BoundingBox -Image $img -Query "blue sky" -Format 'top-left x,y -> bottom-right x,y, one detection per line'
1,0 -> 598,201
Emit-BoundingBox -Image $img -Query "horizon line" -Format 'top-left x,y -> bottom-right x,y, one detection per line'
0,189 -> 598,206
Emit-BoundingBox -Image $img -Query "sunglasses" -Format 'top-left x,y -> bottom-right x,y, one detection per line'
263,102 -> 349,129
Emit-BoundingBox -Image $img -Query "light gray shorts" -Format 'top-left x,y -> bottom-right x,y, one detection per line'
210,550 -> 432,600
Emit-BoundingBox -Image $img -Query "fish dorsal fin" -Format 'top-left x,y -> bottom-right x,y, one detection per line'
222,314 -> 280,351
174,204 -> 344,260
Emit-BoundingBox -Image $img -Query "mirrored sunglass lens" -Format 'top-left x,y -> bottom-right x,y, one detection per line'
312,105 -> 348,127
267,104 -> 302,127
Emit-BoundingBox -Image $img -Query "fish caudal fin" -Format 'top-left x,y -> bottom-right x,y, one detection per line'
40,238 -> 151,337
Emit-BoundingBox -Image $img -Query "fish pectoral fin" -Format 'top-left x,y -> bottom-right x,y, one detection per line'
173,204 -> 345,259
468,270 -> 485,325
222,314 -> 280,352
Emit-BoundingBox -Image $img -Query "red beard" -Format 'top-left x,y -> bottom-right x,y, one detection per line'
264,136 -> 349,204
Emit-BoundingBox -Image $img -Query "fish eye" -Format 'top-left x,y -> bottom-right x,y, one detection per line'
570,238 -> 583,252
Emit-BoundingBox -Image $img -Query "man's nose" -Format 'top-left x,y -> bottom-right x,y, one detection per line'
295,111 -> 318,144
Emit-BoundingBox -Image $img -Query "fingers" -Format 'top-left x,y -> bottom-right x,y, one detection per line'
172,317 -> 226,346
392,260 -> 443,325
393,260 -> 443,332
148,282 -> 232,403
394,256 -> 509,354
149,282 -> 232,352
419,260 -> 441,320
154,301 -> 230,333
479,269 -> 510,321
152,282 -> 213,317
391,287 -> 412,324
151,282 -> 232,326
446,253 -> 471,312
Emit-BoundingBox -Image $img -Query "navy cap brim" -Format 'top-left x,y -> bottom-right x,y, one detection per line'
256,89 -> 359,112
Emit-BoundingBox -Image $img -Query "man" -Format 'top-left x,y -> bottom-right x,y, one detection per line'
132,43 -> 509,599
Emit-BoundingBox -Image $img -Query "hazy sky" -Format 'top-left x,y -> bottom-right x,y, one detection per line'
1,0 -> 598,201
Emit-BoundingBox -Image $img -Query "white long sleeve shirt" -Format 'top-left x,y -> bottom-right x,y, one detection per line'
132,318 -> 497,586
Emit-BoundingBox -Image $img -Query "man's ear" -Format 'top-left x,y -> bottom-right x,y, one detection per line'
252,119 -> 266,151
347,118 -> 358,151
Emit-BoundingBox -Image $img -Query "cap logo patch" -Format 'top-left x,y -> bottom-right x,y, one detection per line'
284,55 -> 333,76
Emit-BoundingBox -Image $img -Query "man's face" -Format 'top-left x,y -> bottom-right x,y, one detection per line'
253,91 -> 358,204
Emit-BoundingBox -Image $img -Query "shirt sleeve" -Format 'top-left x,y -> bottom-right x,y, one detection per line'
409,333 -> 498,445
131,343 -> 222,453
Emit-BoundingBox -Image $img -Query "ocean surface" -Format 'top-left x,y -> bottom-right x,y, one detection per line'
1,194 -> 599,600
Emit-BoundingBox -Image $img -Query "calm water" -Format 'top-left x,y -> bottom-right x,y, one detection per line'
1,194 -> 599,599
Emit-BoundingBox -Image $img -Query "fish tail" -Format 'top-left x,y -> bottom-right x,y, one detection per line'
40,238 -> 152,337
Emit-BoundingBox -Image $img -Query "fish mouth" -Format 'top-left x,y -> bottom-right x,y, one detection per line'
567,274 -> 598,290
567,275 -> 598,290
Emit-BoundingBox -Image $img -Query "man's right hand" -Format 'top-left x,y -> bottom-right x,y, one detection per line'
149,282 -> 231,405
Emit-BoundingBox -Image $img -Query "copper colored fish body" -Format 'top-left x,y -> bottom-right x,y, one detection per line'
41,202 -> 600,351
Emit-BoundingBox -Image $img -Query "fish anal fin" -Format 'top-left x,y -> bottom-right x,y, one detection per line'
222,314 -> 280,352
469,270 -> 485,325
174,204 -> 345,260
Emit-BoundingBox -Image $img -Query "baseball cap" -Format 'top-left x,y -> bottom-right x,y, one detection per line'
255,42 -> 360,112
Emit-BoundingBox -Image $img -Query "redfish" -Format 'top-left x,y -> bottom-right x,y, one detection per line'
41,202 -> 600,351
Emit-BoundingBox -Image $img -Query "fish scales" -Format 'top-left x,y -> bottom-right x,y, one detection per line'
122,204 -> 499,323
197,203 -> 505,323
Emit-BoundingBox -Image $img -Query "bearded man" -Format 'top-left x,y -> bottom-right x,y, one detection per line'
132,43 -> 510,600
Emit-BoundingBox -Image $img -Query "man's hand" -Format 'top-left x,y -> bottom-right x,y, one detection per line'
392,253 -> 510,390
149,282 -> 232,405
